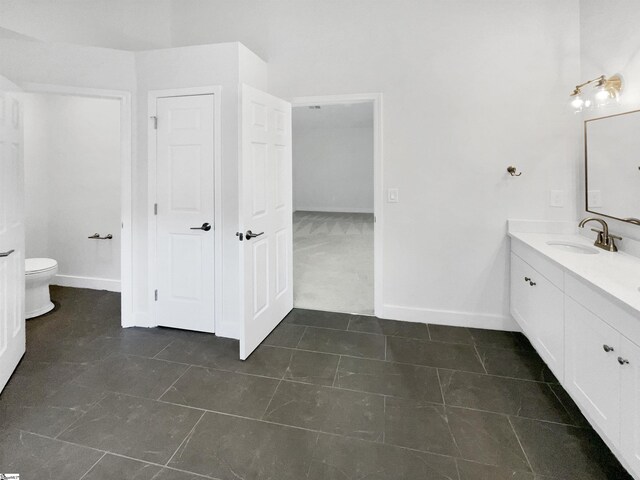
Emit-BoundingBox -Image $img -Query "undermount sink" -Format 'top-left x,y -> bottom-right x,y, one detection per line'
546,241 -> 599,255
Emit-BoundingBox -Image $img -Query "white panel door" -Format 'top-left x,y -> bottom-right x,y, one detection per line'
565,297 -> 620,443
0,85 -> 25,393
239,84 -> 292,359
620,336 -> 640,478
156,94 -> 215,333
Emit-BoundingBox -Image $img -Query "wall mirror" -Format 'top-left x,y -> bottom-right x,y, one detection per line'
585,109 -> 640,225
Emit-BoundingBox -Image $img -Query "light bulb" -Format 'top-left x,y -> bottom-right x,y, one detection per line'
570,95 -> 584,110
595,87 -> 611,104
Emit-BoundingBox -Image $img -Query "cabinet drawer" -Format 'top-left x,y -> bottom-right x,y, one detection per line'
511,252 -> 564,380
511,237 -> 564,289
565,297 -> 620,445
565,273 -> 640,349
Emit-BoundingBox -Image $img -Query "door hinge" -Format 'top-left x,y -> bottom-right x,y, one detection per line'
154,203 -> 158,215
151,116 -> 158,130
154,289 -> 158,301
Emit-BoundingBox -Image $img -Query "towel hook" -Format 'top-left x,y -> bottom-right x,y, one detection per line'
88,233 -> 113,240
507,166 -> 522,177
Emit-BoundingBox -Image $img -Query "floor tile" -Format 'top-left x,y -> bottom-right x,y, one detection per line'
73,354 -> 189,399
263,380 -> 384,441
82,453 -> 208,480
86,327 -> 175,358
156,336 -> 293,378
284,308 -> 351,330
0,429 -> 103,479
457,459 -> 534,480
263,322 -> 307,348
476,345 -> 558,383
160,366 -> 279,418
0,382 -> 105,437
297,327 -> 386,359
282,349 -> 340,386
383,397 -> 460,456
308,433 -> 459,480
510,416 -> 633,479
386,336 -> 485,372
58,392 -> 202,464
348,316 -> 430,339
168,411 -> 317,479
439,370 -> 572,423
429,324 -> 532,350
335,356 -> 443,402
447,407 -> 531,471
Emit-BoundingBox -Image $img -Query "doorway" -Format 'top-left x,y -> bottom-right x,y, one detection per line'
291,95 -> 383,316
22,93 -> 122,298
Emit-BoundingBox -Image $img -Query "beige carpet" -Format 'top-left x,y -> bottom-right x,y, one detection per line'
293,211 -> 374,315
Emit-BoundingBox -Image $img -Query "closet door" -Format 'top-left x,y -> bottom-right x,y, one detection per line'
0,81 -> 26,393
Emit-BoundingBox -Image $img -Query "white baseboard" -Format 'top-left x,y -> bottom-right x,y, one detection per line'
379,304 -> 520,331
294,206 -> 374,214
53,274 -> 121,292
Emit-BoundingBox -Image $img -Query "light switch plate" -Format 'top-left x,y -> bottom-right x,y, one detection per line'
549,190 -> 564,208
387,188 -> 399,203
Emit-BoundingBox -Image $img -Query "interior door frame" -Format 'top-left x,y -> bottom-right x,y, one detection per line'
290,93 -> 384,317
20,82 -> 134,327
147,86 -> 222,331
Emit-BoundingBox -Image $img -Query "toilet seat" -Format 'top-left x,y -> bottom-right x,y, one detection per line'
26,258 -> 58,275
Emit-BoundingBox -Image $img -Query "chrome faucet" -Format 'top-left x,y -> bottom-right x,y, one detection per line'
578,217 -> 621,252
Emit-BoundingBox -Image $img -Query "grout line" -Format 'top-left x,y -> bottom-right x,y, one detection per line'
78,451 -> 107,480
384,336 -> 387,360
507,416 -> 535,474
165,410 -> 206,467
156,364 -> 192,401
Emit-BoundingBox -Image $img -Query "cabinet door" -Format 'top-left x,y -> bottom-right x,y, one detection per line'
620,336 -> 640,478
511,253 -> 564,379
565,297 -> 620,444
510,253 -> 535,336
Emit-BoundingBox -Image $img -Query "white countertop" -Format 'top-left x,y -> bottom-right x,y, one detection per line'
509,231 -> 640,316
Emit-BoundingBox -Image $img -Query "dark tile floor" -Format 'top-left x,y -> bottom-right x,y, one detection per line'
0,286 -> 633,479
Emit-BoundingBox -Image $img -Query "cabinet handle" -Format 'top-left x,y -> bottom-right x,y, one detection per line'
524,277 -> 531,282
603,345 -> 614,353
618,357 -> 630,366
529,281 -> 536,286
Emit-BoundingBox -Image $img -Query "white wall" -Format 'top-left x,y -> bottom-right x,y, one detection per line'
0,0 -> 172,50
171,0 -> 582,329
580,0 -> 640,243
23,93 -> 121,290
293,121 -> 373,213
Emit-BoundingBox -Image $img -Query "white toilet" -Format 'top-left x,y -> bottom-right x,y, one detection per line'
25,258 -> 58,319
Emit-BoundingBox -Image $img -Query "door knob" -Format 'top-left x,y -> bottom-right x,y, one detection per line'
0,249 -> 15,258
245,230 -> 264,240
191,223 -> 212,232
618,357 -> 630,366
603,344 -> 614,353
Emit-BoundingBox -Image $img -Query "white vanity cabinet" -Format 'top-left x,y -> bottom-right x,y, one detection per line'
509,235 -> 640,479
621,336 -> 640,476
565,296 -> 621,442
510,251 -> 564,381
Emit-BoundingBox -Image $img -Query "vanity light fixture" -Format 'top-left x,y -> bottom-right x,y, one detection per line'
570,74 -> 623,112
